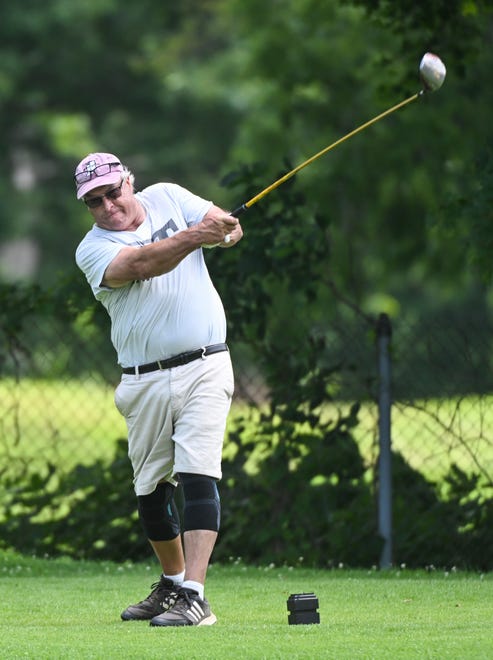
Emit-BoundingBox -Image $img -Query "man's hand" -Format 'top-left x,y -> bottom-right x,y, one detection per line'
199,205 -> 243,248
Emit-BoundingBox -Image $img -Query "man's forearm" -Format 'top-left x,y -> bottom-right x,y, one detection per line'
102,227 -> 204,288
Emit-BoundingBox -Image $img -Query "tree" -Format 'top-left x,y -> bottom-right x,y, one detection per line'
1,0 -> 492,302
0,0 -> 239,282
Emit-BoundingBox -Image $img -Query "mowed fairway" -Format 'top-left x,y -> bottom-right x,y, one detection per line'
1,552 -> 492,659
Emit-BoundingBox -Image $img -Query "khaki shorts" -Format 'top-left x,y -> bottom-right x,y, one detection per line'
114,351 -> 234,496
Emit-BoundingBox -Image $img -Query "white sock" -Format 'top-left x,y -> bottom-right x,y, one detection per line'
181,579 -> 204,599
163,570 -> 185,586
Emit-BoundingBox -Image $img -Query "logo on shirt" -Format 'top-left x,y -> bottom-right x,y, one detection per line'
152,219 -> 179,242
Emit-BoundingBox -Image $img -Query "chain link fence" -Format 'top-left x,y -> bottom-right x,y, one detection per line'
390,310 -> 493,489
1,299 -> 493,501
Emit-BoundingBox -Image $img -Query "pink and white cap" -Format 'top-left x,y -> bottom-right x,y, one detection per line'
74,152 -> 124,199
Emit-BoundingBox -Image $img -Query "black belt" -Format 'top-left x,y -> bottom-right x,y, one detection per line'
122,343 -> 228,375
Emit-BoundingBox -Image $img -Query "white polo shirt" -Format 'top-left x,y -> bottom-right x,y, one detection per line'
75,182 -> 227,368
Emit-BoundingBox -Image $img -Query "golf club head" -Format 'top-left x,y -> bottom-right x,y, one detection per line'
419,53 -> 446,92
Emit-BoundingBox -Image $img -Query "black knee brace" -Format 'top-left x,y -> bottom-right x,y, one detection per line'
179,473 -> 221,532
137,482 -> 181,541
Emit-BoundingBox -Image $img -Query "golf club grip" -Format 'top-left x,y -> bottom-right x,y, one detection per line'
230,204 -> 247,217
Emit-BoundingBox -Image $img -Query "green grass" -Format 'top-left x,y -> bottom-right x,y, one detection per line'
327,397 -> 493,484
1,551 -> 493,659
0,378 -> 127,470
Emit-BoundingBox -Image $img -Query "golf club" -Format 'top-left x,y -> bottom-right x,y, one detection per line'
228,52 -> 446,222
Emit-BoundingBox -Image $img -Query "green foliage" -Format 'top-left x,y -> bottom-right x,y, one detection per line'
349,0 -> 487,84
0,439 -> 148,560
207,163 -> 333,352
218,398 -> 381,567
2,418 -> 493,568
1,0 -> 493,569
215,0 -> 492,305
432,148 -> 493,283
1,0 -> 492,297
0,271 -> 112,378
392,455 -> 493,571
0,282 -> 47,340
0,0 -> 240,283
2,159 -> 493,568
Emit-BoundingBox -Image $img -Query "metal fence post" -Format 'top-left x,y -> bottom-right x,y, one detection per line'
376,312 -> 392,569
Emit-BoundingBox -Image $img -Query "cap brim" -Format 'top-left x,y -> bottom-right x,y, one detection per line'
77,171 -> 123,200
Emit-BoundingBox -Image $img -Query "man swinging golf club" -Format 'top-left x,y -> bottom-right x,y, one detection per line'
73,52 -> 444,628
74,152 -> 242,626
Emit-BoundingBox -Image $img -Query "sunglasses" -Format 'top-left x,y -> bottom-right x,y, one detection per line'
74,161 -> 121,184
84,180 -> 125,208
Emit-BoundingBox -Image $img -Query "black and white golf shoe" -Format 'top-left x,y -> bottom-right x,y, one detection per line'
121,576 -> 178,621
149,587 -> 217,627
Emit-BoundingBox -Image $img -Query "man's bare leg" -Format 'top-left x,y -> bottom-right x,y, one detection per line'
150,536 -> 185,575
183,529 -> 217,584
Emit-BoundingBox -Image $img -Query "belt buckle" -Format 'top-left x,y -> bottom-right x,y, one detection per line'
201,346 -> 207,360
157,360 -> 164,370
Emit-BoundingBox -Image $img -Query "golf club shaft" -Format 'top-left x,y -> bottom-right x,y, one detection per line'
231,91 -> 421,216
